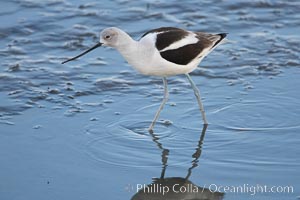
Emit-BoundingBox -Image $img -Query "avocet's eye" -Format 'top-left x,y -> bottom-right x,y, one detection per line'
105,35 -> 111,39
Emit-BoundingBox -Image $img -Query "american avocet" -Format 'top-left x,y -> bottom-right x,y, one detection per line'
62,27 -> 227,132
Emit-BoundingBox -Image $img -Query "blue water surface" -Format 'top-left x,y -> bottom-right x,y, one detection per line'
0,0 -> 299,199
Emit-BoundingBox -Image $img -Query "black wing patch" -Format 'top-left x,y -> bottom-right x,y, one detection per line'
161,33 -> 227,65
160,41 -> 206,65
141,27 -> 188,51
142,28 -> 228,66
141,27 -> 183,38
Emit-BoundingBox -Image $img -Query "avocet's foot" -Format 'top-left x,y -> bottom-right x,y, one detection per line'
148,128 -> 154,134
148,123 -> 154,134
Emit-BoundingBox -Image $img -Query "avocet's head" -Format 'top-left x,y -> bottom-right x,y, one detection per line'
100,27 -> 121,47
62,27 -> 128,64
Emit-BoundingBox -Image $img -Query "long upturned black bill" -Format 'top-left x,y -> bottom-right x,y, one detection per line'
62,42 -> 103,64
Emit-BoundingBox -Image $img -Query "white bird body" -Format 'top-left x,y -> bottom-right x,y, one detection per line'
109,28 -> 222,76
118,40 -> 199,76
62,27 -> 227,131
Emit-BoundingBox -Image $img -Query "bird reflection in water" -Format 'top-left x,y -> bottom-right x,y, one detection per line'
131,124 -> 224,200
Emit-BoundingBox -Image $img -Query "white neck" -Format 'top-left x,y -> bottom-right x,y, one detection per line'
115,33 -> 144,71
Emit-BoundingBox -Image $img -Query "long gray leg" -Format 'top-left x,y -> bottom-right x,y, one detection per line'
186,73 -> 208,125
149,77 -> 169,132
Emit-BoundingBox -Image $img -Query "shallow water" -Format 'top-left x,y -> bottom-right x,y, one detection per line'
1,0 -> 300,199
